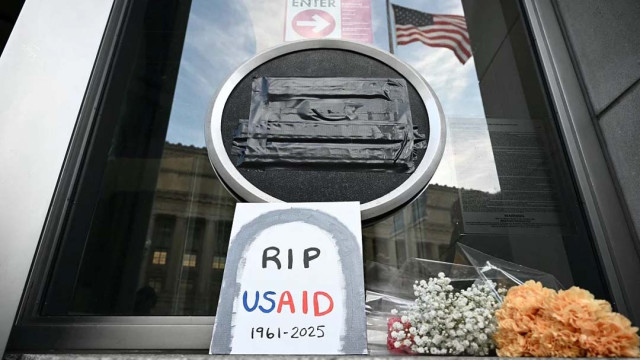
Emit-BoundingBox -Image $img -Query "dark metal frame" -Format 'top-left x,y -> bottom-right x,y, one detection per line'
14,0 -> 129,324
4,0 -> 639,352
522,0 -> 640,321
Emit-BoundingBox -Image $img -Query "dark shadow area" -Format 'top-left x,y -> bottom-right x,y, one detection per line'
0,0 -> 24,56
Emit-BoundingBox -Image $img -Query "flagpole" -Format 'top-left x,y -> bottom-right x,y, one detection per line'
386,0 -> 394,54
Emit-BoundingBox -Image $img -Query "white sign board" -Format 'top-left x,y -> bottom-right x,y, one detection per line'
210,202 -> 367,355
284,0 -> 373,43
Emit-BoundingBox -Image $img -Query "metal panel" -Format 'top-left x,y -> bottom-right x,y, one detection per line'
9,323 -> 213,350
522,0 -> 640,321
10,316 -> 215,350
0,0 -> 115,354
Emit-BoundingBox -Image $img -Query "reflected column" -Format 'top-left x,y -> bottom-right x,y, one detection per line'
166,215 -> 187,314
196,218 -> 217,315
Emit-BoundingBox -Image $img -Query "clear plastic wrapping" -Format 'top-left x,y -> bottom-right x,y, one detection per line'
365,244 -> 563,355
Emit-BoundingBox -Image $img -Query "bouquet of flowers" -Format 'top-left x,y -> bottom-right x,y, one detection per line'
365,244 -> 640,357
387,272 -> 504,355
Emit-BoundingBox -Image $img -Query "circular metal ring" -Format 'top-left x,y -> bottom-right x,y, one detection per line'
205,39 -> 446,221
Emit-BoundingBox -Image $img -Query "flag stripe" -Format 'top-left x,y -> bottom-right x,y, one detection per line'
434,15 -> 466,22
435,20 -> 467,30
396,24 -> 471,44
397,32 -> 468,54
396,33 -> 470,63
434,21 -> 467,31
398,33 -> 471,58
432,14 -> 465,20
396,23 -> 468,34
396,36 -> 468,63
397,30 -> 471,57
434,16 -> 467,26
392,4 -> 471,64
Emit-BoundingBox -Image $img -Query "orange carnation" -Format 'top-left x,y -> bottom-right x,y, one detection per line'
494,281 -> 639,357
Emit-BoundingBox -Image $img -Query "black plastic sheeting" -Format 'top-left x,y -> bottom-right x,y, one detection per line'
221,48 -> 429,205
232,77 -> 426,173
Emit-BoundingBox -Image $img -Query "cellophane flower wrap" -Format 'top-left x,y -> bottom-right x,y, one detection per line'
365,244 -> 564,356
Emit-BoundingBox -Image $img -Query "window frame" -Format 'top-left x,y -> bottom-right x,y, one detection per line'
522,0 -> 640,321
152,250 -> 169,265
0,0 -> 119,354
4,0 -> 639,352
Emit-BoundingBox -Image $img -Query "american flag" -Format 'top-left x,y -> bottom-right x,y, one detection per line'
392,4 -> 471,64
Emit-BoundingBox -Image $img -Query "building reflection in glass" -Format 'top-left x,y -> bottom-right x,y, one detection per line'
134,141 -> 472,315
135,138 -> 477,315
136,143 -> 235,315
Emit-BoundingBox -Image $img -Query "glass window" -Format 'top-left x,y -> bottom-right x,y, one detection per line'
148,278 -> 163,293
38,0 -> 609,321
182,253 -> 197,267
152,251 -> 167,265
212,256 -> 226,270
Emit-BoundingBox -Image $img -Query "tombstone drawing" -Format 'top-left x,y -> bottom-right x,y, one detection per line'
209,202 -> 367,355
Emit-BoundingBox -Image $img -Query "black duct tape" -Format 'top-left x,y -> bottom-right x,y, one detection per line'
220,48 -> 431,205
232,77 -> 426,173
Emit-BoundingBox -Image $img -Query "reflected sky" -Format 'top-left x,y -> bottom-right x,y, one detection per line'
165,0 -> 498,192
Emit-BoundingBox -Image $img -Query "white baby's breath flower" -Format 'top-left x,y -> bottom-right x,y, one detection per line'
413,335 -> 422,345
390,273 -> 503,355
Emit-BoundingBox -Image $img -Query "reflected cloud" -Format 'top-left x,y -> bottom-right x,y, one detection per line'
429,117 -> 500,194
245,0 -> 287,52
166,0 -> 256,147
410,48 -> 484,117
449,118 -> 500,193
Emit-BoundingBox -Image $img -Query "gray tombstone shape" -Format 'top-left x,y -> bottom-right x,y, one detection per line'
209,208 -> 367,354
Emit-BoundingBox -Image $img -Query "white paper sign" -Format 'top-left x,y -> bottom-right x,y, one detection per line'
209,202 -> 367,355
284,0 -> 373,43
